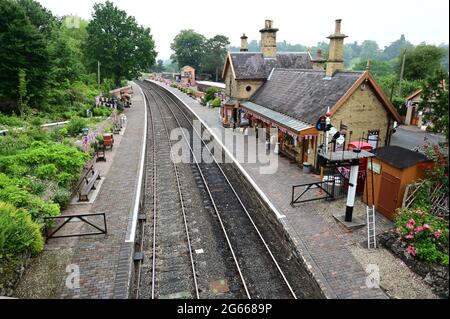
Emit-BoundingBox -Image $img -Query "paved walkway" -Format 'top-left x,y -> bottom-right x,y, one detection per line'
154,81 -> 390,299
14,82 -> 146,299
60,82 -> 145,299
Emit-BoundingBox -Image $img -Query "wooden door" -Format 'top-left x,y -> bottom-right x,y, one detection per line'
377,172 -> 401,220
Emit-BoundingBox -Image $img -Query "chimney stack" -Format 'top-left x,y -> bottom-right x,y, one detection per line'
260,19 -> 278,58
326,19 -> 348,77
311,48 -> 326,71
317,49 -> 322,59
240,34 -> 248,52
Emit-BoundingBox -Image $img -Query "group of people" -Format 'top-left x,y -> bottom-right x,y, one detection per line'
96,95 -> 132,110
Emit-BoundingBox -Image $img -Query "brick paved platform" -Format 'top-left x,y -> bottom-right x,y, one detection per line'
153,80 -> 391,299
54,82 -> 146,299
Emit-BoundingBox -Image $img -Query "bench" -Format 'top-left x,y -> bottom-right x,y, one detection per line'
78,169 -> 101,202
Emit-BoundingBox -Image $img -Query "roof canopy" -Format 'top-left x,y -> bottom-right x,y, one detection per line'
241,101 -> 312,134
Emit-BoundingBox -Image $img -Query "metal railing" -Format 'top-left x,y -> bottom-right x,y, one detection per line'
44,213 -> 107,240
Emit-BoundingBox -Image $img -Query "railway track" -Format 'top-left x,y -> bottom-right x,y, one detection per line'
138,81 -> 298,299
134,86 -> 199,299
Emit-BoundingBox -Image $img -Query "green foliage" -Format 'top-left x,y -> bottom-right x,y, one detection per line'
35,164 -> 58,179
419,71 -> 449,138
202,35 -> 230,81
85,1 -> 156,86
204,87 -> 219,103
171,29 -> 206,72
395,208 -> 449,266
0,0 -> 50,113
51,187 -> 71,210
66,117 -> 87,137
397,45 -> 446,81
92,106 -> 112,118
0,201 -> 44,258
210,98 -> 222,108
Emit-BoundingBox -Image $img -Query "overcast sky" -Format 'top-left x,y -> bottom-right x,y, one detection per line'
37,0 -> 449,60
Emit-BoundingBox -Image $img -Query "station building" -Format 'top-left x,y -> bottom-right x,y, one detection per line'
221,19 -> 402,172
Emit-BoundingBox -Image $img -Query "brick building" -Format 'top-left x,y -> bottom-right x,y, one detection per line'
221,19 -> 402,171
180,65 -> 196,87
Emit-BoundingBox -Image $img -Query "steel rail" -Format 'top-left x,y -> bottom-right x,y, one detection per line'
151,83 -> 297,299
142,82 -> 252,299
144,88 -> 200,299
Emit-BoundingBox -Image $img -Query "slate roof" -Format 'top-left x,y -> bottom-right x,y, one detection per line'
229,52 -> 312,80
372,146 -> 430,169
250,69 -> 364,124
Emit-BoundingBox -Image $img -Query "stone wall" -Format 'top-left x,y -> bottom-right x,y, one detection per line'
331,82 -> 392,148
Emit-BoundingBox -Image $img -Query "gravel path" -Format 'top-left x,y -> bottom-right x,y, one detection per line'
349,244 -> 438,299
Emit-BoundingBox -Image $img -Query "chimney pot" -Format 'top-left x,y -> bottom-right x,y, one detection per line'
265,20 -> 273,29
335,19 -> 342,34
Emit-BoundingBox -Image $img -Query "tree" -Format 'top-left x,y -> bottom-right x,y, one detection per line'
170,30 -> 206,72
419,71 -> 449,138
0,0 -> 50,113
85,1 -> 156,86
202,35 -> 230,81
397,45 -> 446,81
353,60 -> 395,78
382,34 -> 414,61
151,60 -> 165,73
360,40 -> 381,60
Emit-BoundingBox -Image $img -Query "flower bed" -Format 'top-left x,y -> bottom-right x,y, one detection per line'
378,208 -> 449,298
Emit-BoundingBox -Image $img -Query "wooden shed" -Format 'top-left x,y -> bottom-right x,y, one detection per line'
363,146 -> 432,221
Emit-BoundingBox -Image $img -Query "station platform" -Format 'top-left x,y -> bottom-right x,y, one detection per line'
13,82 -> 146,299
153,80 -> 392,299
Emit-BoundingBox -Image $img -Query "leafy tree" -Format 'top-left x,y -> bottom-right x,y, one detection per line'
151,59 -> 166,73
85,1 -> 157,86
353,59 -> 395,78
397,45 -> 446,81
419,71 -> 449,138
382,34 -> 414,61
439,43 -> 449,71
170,30 -> 206,72
360,40 -> 381,60
17,0 -> 57,39
202,35 -> 230,82
0,0 -> 50,113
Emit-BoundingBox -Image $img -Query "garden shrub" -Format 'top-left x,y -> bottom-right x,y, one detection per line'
52,188 -> 71,210
395,208 -> 449,266
204,87 -> 219,102
92,106 -> 112,118
211,97 -> 222,108
36,164 -> 58,179
66,117 -> 87,137
0,202 -> 44,257
0,184 -> 60,222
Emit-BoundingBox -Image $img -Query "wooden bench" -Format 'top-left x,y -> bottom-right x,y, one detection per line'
78,169 -> 101,202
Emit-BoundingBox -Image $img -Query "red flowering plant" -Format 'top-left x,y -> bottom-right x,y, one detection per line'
395,208 -> 449,266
